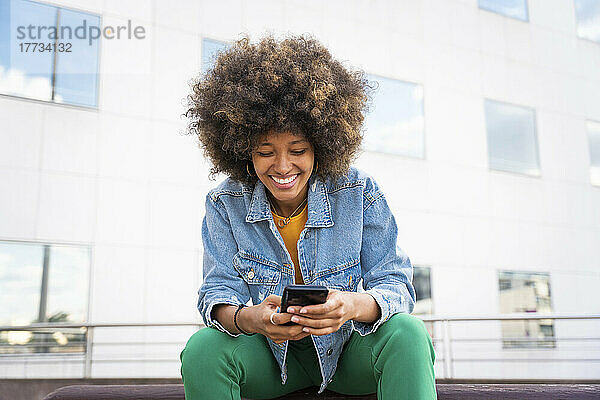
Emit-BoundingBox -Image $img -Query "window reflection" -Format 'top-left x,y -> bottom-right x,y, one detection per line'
575,0 -> 600,43
498,271 -> 555,349
53,8 -> 101,107
0,0 -> 56,101
0,242 -> 44,326
412,266 -> 434,340
478,0 -> 529,21
0,0 -> 100,107
0,241 -> 90,354
484,99 -> 540,176
413,266 -> 432,315
46,245 -> 90,323
363,74 -> 425,158
201,37 -> 228,75
586,120 -> 600,186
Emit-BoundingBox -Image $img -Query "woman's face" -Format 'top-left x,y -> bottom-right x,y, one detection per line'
251,131 -> 315,213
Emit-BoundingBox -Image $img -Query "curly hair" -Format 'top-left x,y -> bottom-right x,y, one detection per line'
185,34 -> 372,186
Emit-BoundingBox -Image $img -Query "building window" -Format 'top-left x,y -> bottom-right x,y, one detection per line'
363,74 -> 425,158
0,0 -> 100,107
484,99 -> 540,176
201,37 -> 228,75
0,241 -> 91,354
478,0 -> 529,21
412,266 -> 434,339
575,0 -> 600,43
498,271 -> 555,349
587,120 -> 600,186
413,266 -> 432,315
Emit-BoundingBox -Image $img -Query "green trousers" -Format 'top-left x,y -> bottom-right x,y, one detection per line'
180,313 -> 437,399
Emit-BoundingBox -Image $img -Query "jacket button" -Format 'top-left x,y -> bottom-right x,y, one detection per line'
305,231 -> 310,238
247,270 -> 255,279
326,348 -> 333,356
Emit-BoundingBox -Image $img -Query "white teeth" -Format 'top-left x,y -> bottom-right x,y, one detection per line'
272,175 -> 298,184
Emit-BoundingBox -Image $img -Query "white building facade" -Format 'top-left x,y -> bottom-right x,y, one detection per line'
0,0 -> 599,381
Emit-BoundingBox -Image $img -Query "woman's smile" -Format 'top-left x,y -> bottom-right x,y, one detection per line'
270,173 -> 300,189
251,131 -> 315,216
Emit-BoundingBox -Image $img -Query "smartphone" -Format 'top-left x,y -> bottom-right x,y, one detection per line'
279,285 -> 329,326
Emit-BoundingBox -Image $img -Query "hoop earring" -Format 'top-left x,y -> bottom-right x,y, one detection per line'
246,162 -> 255,177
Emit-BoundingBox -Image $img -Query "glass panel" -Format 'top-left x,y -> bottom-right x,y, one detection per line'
413,266 -> 432,314
46,245 -> 90,323
0,241 -> 44,326
478,0 -> 529,21
0,0 -> 9,70
0,0 -> 57,101
201,37 -> 228,75
53,8 -> 101,107
363,75 -> 425,158
0,0 -> 100,107
412,266 -> 434,341
484,99 -> 540,176
575,0 -> 600,43
498,271 -> 555,349
0,241 -> 90,354
587,120 -> 600,186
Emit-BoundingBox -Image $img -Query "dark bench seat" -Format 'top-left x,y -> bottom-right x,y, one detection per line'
42,383 -> 600,399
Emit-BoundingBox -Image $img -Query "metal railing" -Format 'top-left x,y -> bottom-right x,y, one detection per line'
421,313 -> 600,379
1,313 -> 599,380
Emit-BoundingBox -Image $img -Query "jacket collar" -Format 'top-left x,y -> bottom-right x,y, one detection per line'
245,173 -> 334,228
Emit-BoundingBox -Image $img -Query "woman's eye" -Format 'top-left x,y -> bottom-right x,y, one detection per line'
257,150 -> 305,156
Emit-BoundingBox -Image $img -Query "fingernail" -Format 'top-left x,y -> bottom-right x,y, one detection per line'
287,307 -> 294,313
291,316 -> 299,323
303,327 -> 309,332
300,309 -> 307,314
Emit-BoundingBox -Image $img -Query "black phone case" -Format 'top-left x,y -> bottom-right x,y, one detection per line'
280,285 -> 328,326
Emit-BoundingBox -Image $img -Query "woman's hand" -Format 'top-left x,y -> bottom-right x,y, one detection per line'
285,289 -> 357,336
239,294 -> 311,344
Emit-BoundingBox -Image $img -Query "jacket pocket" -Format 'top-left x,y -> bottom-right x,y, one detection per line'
313,258 -> 361,292
233,250 -> 281,286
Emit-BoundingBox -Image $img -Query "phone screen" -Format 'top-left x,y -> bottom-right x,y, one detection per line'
280,285 -> 328,326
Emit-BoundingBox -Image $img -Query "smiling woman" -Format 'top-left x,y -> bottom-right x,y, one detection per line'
185,34 -> 370,187
251,132 -> 315,217
180,34 -> 436,400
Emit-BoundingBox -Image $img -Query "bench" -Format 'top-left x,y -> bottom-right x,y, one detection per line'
42,383 -> 600,399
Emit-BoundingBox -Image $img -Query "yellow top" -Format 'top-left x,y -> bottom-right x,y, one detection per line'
271,202 -> 308,284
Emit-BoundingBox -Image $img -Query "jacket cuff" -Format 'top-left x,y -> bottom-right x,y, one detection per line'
351,289 -> 392,336
202,298 -> 245,338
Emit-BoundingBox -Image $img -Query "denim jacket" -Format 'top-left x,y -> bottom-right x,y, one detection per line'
197,166 -> 416,394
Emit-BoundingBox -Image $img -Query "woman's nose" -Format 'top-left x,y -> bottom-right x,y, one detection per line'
273,154 -> 292,173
